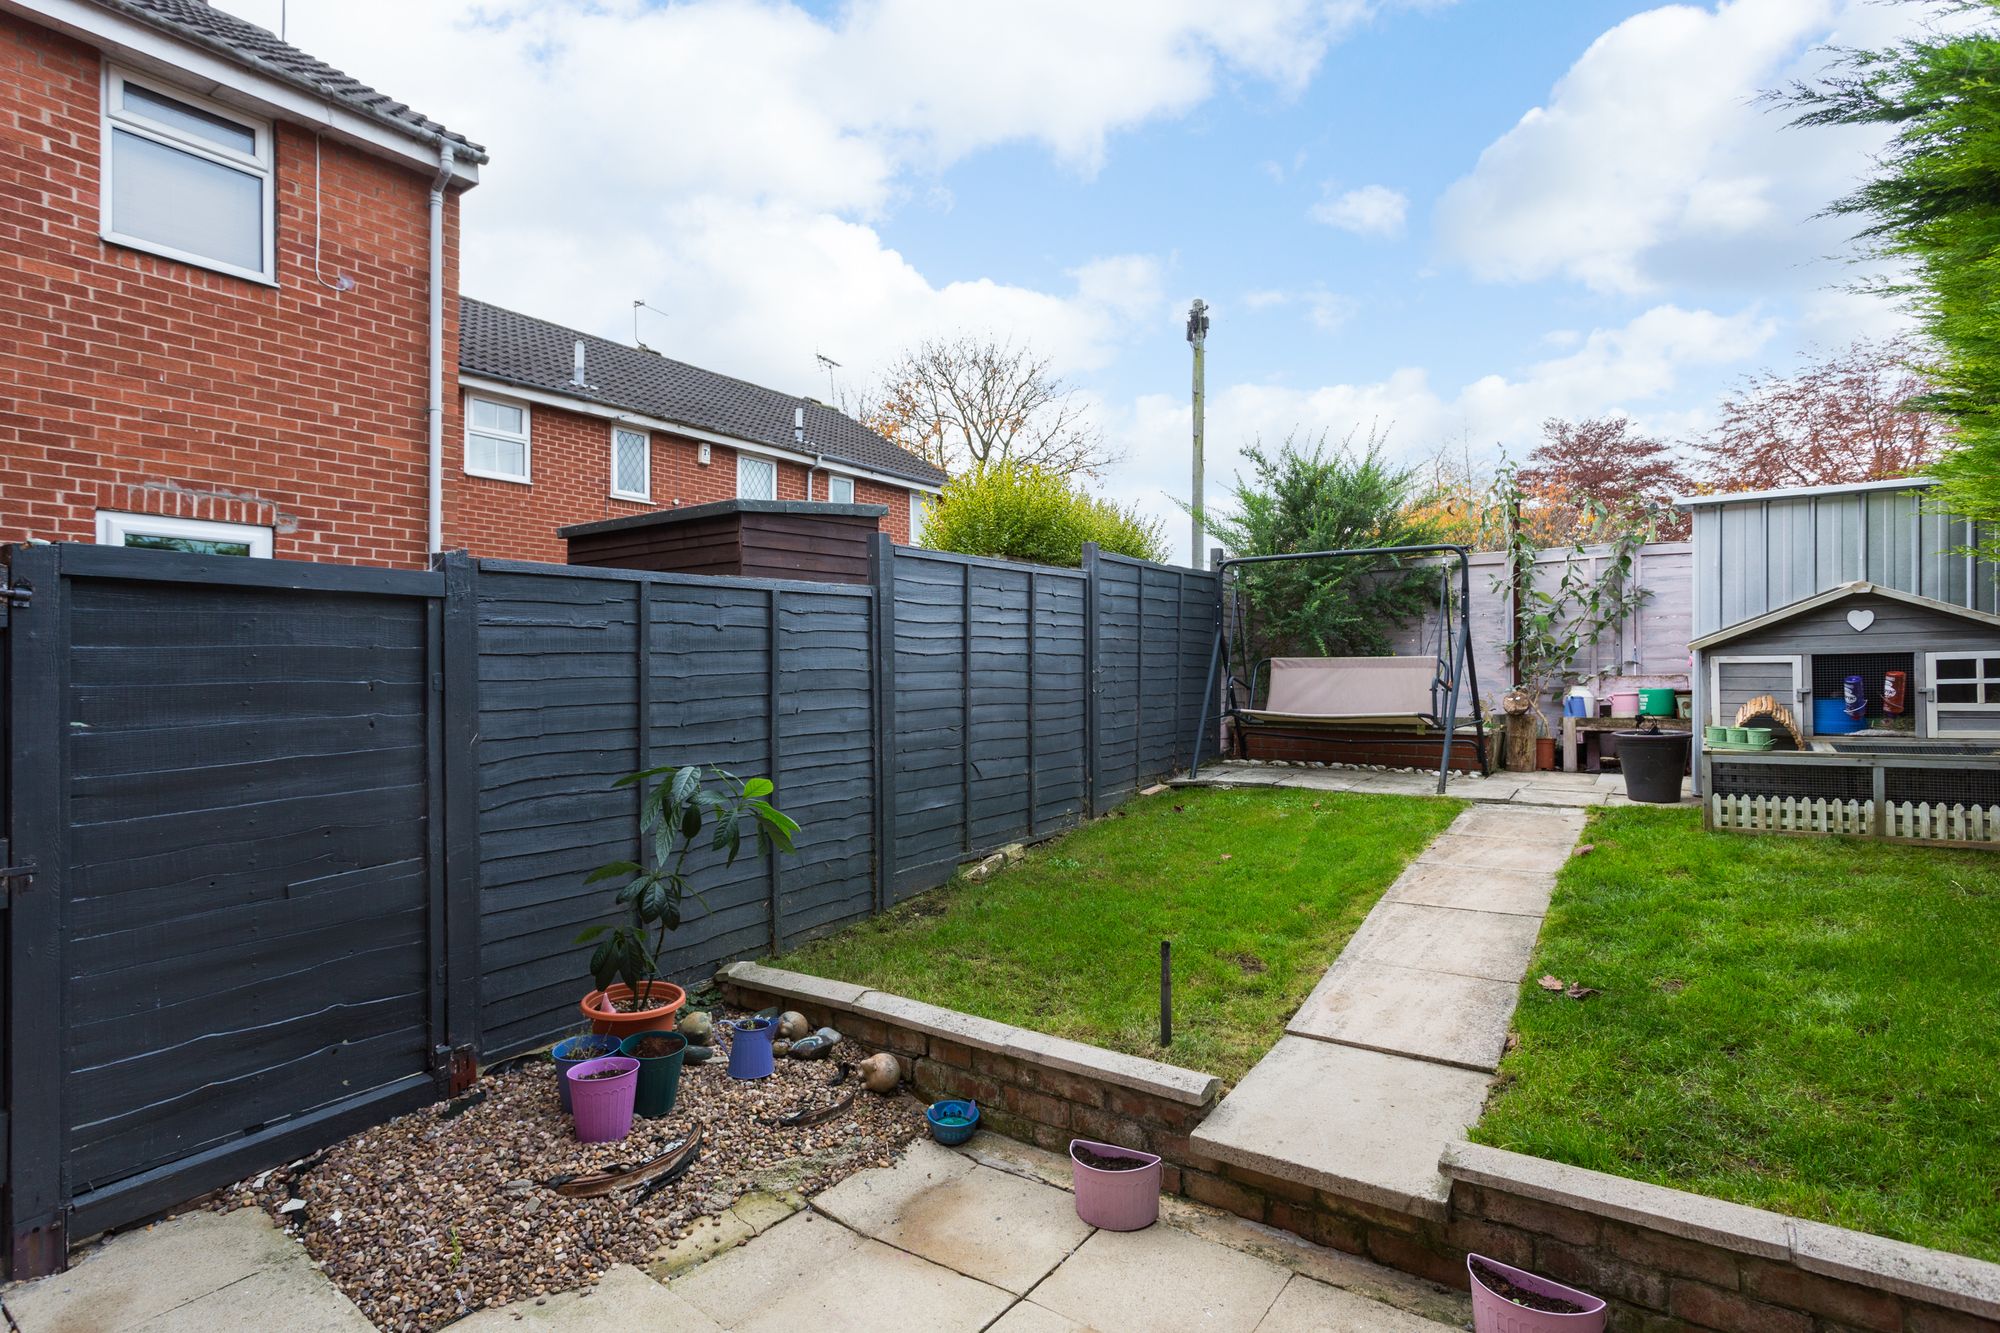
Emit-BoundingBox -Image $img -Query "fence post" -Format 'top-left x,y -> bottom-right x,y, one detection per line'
960,561 -> 973,854
438,552 -> 481,1089
6,543 -> 67,1276
869,535 -> 896,912
1026,568 -> 1038,838
1082,541 -> 1100,818
767,587 -> 784,955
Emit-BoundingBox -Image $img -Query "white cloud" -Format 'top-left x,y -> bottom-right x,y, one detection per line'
1435,0 -> 1928,298
1311,183 -> 1409,237
1102,304 -> 1775,561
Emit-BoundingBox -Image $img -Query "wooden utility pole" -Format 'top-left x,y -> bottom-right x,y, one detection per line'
1186,300 -> 1209,569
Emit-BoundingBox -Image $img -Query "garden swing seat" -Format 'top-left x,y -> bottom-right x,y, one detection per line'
1236,655 -> 1455,732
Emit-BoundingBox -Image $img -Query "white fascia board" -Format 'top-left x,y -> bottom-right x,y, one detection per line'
3,0 -> 481,185
460,375 -> 943,495
1673,476 -> 1935,509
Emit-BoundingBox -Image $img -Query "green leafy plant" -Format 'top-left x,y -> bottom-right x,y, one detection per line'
921,462 -> 1168,566
579,765 -> 798,1007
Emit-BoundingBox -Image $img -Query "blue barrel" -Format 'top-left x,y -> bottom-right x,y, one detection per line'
1814,697 -> 1862,735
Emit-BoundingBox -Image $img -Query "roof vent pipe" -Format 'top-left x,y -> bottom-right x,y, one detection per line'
793,403 -> 806,445
570,339 -> 588,389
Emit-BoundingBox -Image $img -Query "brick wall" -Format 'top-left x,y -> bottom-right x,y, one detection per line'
0,13 -> 462,568
449,396 -> 916,563
720,967 -> 2000,1333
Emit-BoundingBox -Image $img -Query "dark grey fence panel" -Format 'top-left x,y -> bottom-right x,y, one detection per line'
472,561 -> 878,1060
1090,552 -> 1219,808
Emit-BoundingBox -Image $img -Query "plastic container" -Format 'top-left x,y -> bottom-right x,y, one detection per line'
1638,687 -> 1676,717
580,981 -> 686,1040
1703,725 -> 1728,746
1724,727 -> 1748,745
1467,1253 -> 1607,1332
1814,698 -> 1863,735
1742,727 -> 1773,748
566,1055 -> 640,1143
726,1017 -> 776,1080
1069,1138 -> 1163,1231
619,1029 -> 688,1118
551,1034 -> 622,1112
1606,689 -> 1641,716
1614,728 -> 1690,804
1566,684 -> 1595,718
926,1099 -> 980,1146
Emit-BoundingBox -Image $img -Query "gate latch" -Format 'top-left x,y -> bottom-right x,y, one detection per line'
1,578 -> 31,608
0,863 -> 34,907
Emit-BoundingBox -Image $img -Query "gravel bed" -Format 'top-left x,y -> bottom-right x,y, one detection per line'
224,1031 -> 923,1331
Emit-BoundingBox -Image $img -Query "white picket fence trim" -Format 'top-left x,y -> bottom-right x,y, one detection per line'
1709,792 -> 2000,845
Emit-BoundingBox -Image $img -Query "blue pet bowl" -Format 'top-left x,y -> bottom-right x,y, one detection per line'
926,1099 -> 980,1146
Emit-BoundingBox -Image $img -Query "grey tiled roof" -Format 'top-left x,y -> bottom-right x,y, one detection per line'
460,298 -> 947,488
91,0 -> 485,158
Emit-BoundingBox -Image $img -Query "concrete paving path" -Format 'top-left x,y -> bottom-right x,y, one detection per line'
1192,801 -> 1587,1219
1175,758 -> 1693,808
4,1138 -> 1468,1332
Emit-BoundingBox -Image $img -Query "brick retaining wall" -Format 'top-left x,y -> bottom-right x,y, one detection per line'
719,964 -> 2000,1332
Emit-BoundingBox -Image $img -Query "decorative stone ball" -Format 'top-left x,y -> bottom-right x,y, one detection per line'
772,1039 -> 792,1058
777,1011 -> 810,1041
678,1011 -> 714,1046
858,1052 -> 901,1094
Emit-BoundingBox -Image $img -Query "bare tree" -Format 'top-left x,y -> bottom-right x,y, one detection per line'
852,336 -> 1116,478
1697,339 -> 1949,492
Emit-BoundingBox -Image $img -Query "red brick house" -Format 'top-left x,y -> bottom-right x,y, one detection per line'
1,0 -> 485,566
454,299 -> 944,562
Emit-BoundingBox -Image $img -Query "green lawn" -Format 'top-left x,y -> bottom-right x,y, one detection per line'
1476,806 -> 2000,1261
775,787 -> 1463,1083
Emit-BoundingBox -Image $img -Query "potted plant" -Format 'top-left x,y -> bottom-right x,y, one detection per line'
577,764 -> 798,1040
1466,1253 -> 1606,1331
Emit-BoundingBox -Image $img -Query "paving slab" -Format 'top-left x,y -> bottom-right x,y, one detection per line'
1449,805 -> 1586,840
1190,1038 -> 1491,1218
670,1210 -> 1010,1332
444,1265 -> 721,1332
988,1301 -> 1087,1332
1255,1274 -> 1459,1332
1511,785 -> 1609,807
1387,861 -> 1556,917
4,1208 -> 366,1333
1028,1224 -> 1292,1333
814,1141 -> 1089,1294
1348,900 -> 1546,984
1416,832 -> 1575,873
1288,958 -> 1519,1070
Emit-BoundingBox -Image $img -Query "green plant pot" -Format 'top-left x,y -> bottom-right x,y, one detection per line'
1725,727 -> 1749,744
1742,727 -> 1773,747
619,1030 -> 688,1118
1704,725 -> 1729,746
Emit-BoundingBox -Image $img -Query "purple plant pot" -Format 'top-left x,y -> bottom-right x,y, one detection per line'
566,1056 -> 640,1143
1068,1138 -> 1162,1231
1467,1254 -> 1607,1333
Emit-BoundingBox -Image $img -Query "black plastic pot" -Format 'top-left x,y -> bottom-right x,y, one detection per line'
1615,728 -> 1690,803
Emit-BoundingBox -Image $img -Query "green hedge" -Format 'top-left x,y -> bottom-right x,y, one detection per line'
920,464 -> 1167,567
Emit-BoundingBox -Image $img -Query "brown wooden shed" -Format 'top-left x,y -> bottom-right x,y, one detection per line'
559,499 -> 887,584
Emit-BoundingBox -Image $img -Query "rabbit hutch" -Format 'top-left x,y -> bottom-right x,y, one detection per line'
1683,479 -> 2000,847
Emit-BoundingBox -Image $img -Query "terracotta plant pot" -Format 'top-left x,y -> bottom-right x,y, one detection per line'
579,981 -> 687,1040
1467,1253 -> 1606,1332
1535,737 -> 1557,771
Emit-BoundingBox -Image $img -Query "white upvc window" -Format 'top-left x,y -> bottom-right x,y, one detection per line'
910,492 -> 933,545
737,453 -> 778,501
825,474 -> 855,505
101,67 -> 275,284
611,426 -> 651,501
465,395 -> 531,483
1927,651 -> 2000,737
96,511 -> 272,557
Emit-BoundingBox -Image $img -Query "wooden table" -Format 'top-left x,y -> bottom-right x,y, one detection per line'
1560,715 -> 1692,773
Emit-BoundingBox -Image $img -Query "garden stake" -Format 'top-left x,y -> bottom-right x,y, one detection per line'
1160,939 -> 1173,1047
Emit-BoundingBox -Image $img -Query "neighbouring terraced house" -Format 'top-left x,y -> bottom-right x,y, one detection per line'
1,0 -> 943,567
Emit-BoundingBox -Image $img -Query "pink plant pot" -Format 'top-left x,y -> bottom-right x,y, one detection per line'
1069,1138 -> 1162,1231
1467,1254 -> 1607,1333
566,1056 -> 639,1143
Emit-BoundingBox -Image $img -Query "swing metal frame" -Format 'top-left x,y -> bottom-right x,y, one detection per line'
1187,544 -> 1489,795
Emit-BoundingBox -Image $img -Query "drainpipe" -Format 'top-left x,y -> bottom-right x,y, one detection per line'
427,140 -> 457,556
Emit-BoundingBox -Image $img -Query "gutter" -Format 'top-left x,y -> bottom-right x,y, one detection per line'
427,140 -> 456,556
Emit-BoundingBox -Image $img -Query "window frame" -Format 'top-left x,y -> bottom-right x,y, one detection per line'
824,473 -> 856,505
464,393 -> 533,484
909,491 -> 933,545
96,510 -> 273,557
610,425 -> 652,502
737,452 -> 778,501
100,66 -> 277,285
1926,650 -> 2000,737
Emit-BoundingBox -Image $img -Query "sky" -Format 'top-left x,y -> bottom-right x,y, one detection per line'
223,0 -> 1929,562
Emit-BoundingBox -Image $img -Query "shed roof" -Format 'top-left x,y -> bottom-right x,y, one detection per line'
1689,580 -> 2000,651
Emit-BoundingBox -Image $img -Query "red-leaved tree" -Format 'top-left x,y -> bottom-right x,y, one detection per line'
1697,339 -> 1948,492
1518,416 -> 1692,540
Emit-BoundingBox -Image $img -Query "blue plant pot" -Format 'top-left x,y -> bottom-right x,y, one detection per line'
926,1099 -> 980,1146
552,1034 -> 622,1112
726,1018 -> 775,1080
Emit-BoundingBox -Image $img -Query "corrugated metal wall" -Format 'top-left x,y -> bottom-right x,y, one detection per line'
1690,481 -> 1999,638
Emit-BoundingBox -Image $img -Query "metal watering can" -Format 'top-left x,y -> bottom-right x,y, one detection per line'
724,1017 -> 776,1080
